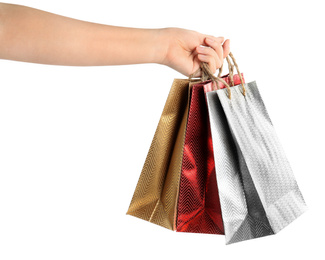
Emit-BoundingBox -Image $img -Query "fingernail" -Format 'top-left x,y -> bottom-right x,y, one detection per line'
197,46 -> 207,52
215,36 -> 225,43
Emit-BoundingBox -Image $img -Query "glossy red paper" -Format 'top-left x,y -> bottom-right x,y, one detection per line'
176,74 -> 245,234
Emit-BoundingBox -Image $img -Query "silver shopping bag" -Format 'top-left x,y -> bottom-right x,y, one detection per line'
205,53 -> 307,244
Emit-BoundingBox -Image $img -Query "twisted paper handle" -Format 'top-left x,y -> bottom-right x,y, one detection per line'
228,52 -> 246,96
190,52 -> 246,99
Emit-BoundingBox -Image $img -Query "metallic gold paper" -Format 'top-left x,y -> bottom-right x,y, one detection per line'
127,79 -> 192,230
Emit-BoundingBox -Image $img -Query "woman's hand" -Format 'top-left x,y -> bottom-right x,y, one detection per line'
0,4 -> 229,76
159,27 -> 230,77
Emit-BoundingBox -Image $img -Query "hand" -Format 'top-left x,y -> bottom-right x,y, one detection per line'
159,27 -> 230,77
0,4 -> 230,73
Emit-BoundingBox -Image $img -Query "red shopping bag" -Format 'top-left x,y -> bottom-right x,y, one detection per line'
176,73 -> 244,234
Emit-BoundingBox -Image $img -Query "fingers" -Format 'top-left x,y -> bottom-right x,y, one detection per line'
196,46 -> 218,74
205,36 -> 224,62
196,36 -> 230,74
222,39 -> 230,58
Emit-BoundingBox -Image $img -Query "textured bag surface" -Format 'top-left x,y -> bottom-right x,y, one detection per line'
207,88 -> 274,244
176,82 -> 223,234
176,74 -> 244,235
127,79 -> 192,230
206,80 -> 307,244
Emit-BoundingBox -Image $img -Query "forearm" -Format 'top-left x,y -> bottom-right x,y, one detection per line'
0,3 -> 167,66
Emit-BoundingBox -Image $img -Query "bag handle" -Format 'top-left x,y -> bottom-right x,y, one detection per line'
216,56 -> 233,88
190,52 -> 246,99
228,52 -> 246,96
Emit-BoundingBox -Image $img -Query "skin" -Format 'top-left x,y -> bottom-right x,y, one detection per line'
0,3 -> 230,77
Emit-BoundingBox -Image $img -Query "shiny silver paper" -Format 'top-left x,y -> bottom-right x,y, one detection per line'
206,81 -> 307,244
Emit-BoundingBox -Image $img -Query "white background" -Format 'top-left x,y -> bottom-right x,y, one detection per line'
0,0 -> 324,259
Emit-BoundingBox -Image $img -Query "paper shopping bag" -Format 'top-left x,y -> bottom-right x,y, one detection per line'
206,53 -> 307,244
127,79 -> 193,230
207,89 -> 274,244
176,73 -> 245,235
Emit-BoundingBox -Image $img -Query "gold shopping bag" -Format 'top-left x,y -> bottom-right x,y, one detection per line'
127,79 -> 194,230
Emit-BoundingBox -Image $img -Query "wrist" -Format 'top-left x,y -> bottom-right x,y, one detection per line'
151,28 -> 171,66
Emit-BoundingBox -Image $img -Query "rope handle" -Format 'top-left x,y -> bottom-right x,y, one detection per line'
229,52 -> 246,96
189,52 -> 246,99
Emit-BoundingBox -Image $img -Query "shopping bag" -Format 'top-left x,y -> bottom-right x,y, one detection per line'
176,72 -> 245,235
127,79 -> 193,230
205,53 -> 307,244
